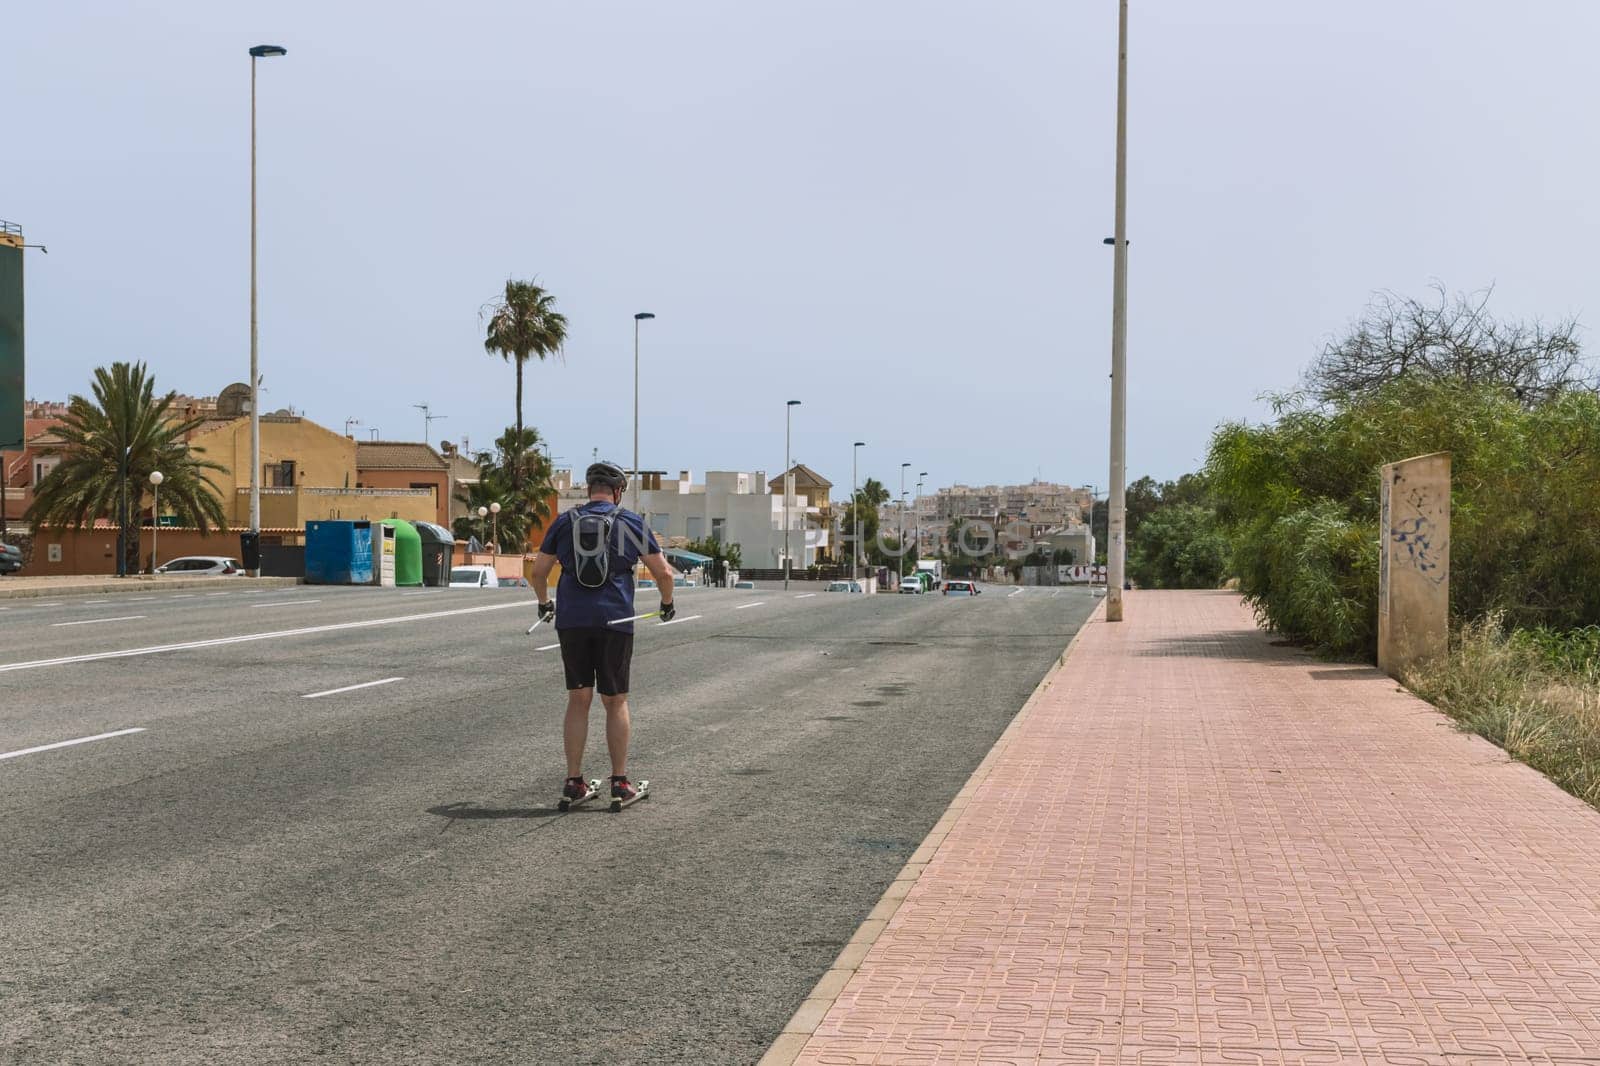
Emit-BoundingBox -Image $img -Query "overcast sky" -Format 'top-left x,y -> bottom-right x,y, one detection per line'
7,1 -> 1597,494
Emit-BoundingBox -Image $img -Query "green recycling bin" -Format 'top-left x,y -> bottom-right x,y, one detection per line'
381,518 -> 423,587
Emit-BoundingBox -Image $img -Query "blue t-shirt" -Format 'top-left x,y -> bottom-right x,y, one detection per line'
540,502 -> 661,633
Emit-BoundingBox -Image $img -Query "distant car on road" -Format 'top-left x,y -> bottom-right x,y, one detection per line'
826,580 -> 863,593
733,580 -> 756,590
501,575 -> 530,588
449,565 -> 501,588
943,580 -> 980,596
898,578 -> 925,594
155,556 -> 242,575
0,541 -> 22,574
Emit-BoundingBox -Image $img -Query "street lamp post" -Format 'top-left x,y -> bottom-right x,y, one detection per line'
783,400 -> 801,589
1105,1 -> 1130,622
852,441 -> 865,582
899,462 -> 911,576
915,471 -> 927,560
477,505 -> 489,547
149,470 -> 164,573
632,312 -> 655,513
490,500 -> 501,553
248,44 -> 287,578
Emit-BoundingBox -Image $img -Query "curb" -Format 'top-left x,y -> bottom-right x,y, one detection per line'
0,577 -> 301,601
758,601 -> 1107,1066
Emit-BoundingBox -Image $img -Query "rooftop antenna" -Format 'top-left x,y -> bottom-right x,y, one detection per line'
344,416 -> 362,437
413,403 -> 447,445
368,427 -> 380,441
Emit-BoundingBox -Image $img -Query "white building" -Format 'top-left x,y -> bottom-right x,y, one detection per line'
552,468 -> 829,569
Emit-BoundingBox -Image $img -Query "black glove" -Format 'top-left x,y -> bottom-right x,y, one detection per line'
660,601 -> 676,623
538,600 -> 556,622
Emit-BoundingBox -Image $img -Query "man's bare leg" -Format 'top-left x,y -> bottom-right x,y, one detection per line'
564,688 -> 593,778
601,692 -> 630,777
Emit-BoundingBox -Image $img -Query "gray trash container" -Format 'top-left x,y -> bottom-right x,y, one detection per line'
411,521 -> 456,587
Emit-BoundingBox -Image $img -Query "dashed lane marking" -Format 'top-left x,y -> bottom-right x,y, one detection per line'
795,593 -> 817,599
51,615 -> 146,628
302,677 -> 405,699
1,727 -> 147,762
253,599 -> 323,609
736,602 -> 765,610
656,614 -> 702,627
536,643 -> 561,651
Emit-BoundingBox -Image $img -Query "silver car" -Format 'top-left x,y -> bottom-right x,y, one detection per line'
155,555 -> 243,575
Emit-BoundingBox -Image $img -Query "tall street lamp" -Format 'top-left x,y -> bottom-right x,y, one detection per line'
490,500 -> 501,553
477,505 -> 489,547
248,43 -> 287,577
899,462 -> 911,574
632,312 -> 655,513
916,471 -> 927,559
115,444 -> 131,577
783,400 -> 801,589
149,470 -> 164,573
1105,1 -> 1130,622
851,441 -> 866,582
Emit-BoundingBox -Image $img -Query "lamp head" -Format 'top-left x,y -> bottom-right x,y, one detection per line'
786,400 -> 801,407
477,506 -> 488,518
148,471 -> 164,486
249,45 -> 288,58
634,312 -> 655,321
489,502 -> 501,514
853,441 -> 866,447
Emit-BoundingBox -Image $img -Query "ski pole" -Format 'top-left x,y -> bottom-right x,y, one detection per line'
608,610 -> 661,626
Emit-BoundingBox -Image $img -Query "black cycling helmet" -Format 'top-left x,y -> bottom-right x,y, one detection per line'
585,460 -> 628,491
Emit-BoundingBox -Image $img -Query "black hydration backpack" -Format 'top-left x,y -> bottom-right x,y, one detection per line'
572,505 -> 622,589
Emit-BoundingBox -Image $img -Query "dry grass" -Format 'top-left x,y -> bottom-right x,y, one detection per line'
1407,616 -> 1600,809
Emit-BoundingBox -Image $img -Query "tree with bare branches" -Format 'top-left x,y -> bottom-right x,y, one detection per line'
1306,284 -> 1591,407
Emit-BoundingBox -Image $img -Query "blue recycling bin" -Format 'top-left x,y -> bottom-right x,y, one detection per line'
304,520 -> 375,585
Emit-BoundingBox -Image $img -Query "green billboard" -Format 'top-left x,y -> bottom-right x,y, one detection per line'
0,230 -> 23,451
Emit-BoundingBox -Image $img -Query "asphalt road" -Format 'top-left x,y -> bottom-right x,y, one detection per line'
1,581 -> 1096,1065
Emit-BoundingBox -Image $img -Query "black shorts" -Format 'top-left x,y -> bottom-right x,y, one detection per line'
557,627 -> 635,696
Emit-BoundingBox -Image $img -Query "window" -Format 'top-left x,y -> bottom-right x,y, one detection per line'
711,518 -> 725,542
265,460 -> 296,488
33,457 -> 58,484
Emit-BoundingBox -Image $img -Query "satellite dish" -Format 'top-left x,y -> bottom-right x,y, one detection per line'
217,383 -> 251,418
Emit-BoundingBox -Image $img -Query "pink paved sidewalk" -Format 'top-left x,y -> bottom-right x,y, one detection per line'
780,591 -> 1600,1065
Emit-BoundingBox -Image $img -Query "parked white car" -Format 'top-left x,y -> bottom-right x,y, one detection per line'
898,578 -> 925,594
449,565 -> 501,588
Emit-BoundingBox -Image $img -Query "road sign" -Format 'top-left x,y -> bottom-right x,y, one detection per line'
0,226 -> 23,451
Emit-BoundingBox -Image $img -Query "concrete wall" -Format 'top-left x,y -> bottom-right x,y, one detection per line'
1378,451 -> 1451,679
16,526 -> 300,576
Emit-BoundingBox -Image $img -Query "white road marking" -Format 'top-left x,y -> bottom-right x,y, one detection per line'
79,599 -> 110,604
536,642 -> 561,651
126,596 -> 156,602
400,591 -> 432,597
656,614 -> 701,627
51,615 -> 146,628
1,727 -> 146,762
795,593 -> 817,599
1008,588 -> 1023,597
35,602 -> 63,607
0,600 -> 528,675
205,591 -> 232,597
736,602 -> 765,610
253,599 -> 322,608
302,676 -> 404,699
167,594 -> 196,600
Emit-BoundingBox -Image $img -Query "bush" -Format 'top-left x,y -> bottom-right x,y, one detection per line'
1207,378 -> 1600,654
1127,504 -> 1229,590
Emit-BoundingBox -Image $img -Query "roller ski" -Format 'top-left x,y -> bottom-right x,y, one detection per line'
557,776 -> 603,812
608,775 -> 650,813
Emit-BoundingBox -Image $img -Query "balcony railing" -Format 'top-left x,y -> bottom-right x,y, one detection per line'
236,487 -> 433,497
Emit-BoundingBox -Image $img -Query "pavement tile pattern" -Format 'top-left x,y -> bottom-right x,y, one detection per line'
791,591 -> 1600,1065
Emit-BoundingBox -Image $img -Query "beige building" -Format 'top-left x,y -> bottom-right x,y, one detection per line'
186,414 -> 436,528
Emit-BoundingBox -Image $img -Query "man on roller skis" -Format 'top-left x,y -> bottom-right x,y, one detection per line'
530,461 -> 676,810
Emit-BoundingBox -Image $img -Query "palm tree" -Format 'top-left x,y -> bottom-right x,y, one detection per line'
451,426 -> 556,552
481,280 -> 567,492
26,362 -> 227,573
